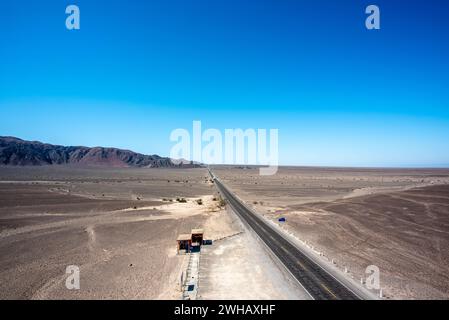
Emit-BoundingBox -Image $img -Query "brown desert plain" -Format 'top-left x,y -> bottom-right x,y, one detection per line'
211,165 -> 449,299
1,165 -> 449,300
0,166 -> 217,299
0,166 -> 304,300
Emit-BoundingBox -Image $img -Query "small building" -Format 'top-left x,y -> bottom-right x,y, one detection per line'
191,229 -> 204,245
177,234 -> 192,253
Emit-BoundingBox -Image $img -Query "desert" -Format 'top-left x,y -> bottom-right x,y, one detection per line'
0,165 -> 307,300
2,164 -> 449,299
211,165 -> 449,299
0,166 -> 214,299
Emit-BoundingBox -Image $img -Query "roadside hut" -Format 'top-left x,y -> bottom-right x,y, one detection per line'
191,229 -> 204,245
177,234 -> 192,253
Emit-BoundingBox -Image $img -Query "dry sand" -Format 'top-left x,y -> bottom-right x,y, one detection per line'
3,165 -> 449,300
212,166 -> 449,299
199,207 -> 309,299
0,166 -> 307,300
0,167 -> 215,299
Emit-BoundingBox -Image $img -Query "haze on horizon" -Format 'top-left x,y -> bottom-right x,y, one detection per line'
1,0 -> 448,168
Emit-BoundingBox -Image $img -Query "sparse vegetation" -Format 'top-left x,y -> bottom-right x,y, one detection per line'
176,197 -> 187,203
196,199 -> 203,205
0,166 -> 221,299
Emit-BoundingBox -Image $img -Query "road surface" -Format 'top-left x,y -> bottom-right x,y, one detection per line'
210,170 -> 368,300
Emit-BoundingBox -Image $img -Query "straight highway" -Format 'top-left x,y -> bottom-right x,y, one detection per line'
210,170 -> 365,300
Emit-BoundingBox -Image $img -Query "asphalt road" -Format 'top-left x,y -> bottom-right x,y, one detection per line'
211,172 -> 363,300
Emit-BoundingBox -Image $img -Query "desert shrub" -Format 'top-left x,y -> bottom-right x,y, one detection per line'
219,199 -> 226,207
196,199 -> 203,205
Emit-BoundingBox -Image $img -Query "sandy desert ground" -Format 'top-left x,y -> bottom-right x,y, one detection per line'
198,205 -> 309,300
0,166 -> 305,300
0,166 -> 217,299
211,166 -> 449,299
2,165 -> 449,300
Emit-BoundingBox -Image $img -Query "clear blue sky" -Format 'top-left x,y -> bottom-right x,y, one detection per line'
1,0 -> 448,167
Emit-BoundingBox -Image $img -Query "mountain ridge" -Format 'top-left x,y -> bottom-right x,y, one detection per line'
0,136 -> 196,168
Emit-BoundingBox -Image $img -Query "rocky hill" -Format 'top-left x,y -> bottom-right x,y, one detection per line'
0,136 -> 196,168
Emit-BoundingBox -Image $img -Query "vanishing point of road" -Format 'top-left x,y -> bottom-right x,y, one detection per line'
210,170 -> 366,300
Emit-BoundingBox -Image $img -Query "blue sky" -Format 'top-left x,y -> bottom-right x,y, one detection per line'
0,0 -> 448,167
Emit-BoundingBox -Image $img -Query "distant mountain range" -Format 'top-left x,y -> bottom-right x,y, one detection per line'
0,136 -> 198,168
